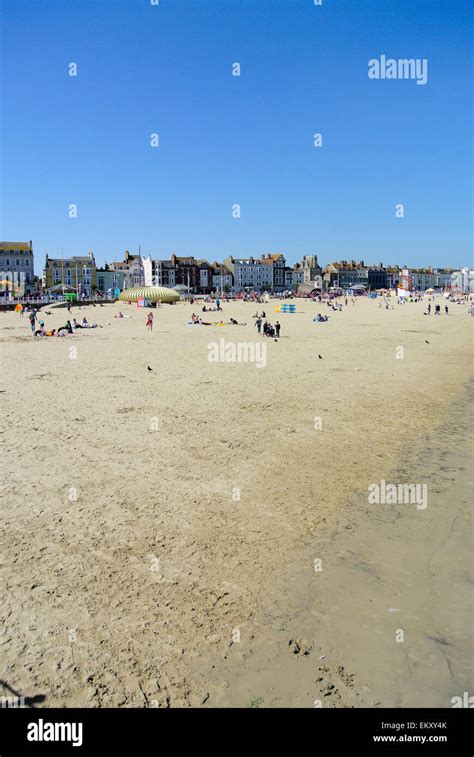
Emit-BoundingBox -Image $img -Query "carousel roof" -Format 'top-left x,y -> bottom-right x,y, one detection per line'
118,286 -> 180,303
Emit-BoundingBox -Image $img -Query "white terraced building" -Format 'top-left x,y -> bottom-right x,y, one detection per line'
0,240 -> 35,293
223,254 -> 286,292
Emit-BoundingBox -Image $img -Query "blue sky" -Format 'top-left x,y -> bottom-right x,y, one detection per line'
1,0 -> 472,273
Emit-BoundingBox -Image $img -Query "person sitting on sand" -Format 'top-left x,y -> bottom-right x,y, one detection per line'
82,317 -> 89,327
230,318 -> 238,324
115,311 -> 124,318
72,318 -> 83,329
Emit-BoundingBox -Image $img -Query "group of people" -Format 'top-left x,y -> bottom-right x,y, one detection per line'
189,312 -> 245,327
425,303 -> 448,316
201,304 -> 222,313
255,317 -> 280,338
27,308 -> 101,337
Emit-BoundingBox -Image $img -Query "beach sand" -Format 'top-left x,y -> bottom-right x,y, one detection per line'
0,296 -> 472,707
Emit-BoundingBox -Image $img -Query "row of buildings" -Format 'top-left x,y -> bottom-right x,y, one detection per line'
1,241 -> 473,295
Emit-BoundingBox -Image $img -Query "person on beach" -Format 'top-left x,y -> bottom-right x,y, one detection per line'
28,309 -> 37,334
428,303 -> 431,314
435,304 -> 441,315
255,317 -> 262,334
445,305 -> 449,315
146,312 -> 153,331
275,321 -> 281,338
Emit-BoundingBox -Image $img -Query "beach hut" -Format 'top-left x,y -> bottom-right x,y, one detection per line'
118,286 -> 180,304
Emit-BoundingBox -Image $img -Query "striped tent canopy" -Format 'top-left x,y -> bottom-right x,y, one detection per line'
118,286 -> 180,303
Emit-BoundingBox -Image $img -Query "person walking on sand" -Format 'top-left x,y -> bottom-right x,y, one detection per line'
255,317 -> 262,334
428,303 -> 431,314
146,311 -> 154,331
28,308 -> 37,335
275,321 -> 281,338
445,305 -> 449,315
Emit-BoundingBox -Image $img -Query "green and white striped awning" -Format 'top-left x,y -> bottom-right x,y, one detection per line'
118,286 -> 180,303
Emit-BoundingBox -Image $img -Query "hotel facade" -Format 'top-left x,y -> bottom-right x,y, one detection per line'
44,252 -> 97,295
0,241 -> 35,294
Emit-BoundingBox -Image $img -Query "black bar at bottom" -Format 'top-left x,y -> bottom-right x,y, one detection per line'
0,707 -> 472,755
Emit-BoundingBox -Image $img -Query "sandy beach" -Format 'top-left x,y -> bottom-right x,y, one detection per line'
0,296 -> 472,708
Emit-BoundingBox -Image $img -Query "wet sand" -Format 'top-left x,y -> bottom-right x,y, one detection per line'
0,296 -> 472,707
205,379 -> 473,707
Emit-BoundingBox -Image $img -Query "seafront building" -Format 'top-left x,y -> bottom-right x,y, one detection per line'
11,240 -> 474,299
0,241 -> 35,294
223,254 -> 286,292
96,267 -> 126,294
44,252 -> 96,296
108,251 -> 145,289
450,268 -> 474,293
301,255 -> 323,288
212,263 -> 234,292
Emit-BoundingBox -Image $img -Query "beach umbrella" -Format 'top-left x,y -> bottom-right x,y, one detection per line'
426,288 -> 435,293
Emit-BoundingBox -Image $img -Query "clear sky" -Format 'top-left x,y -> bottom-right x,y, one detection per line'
1,0 -> 472,273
